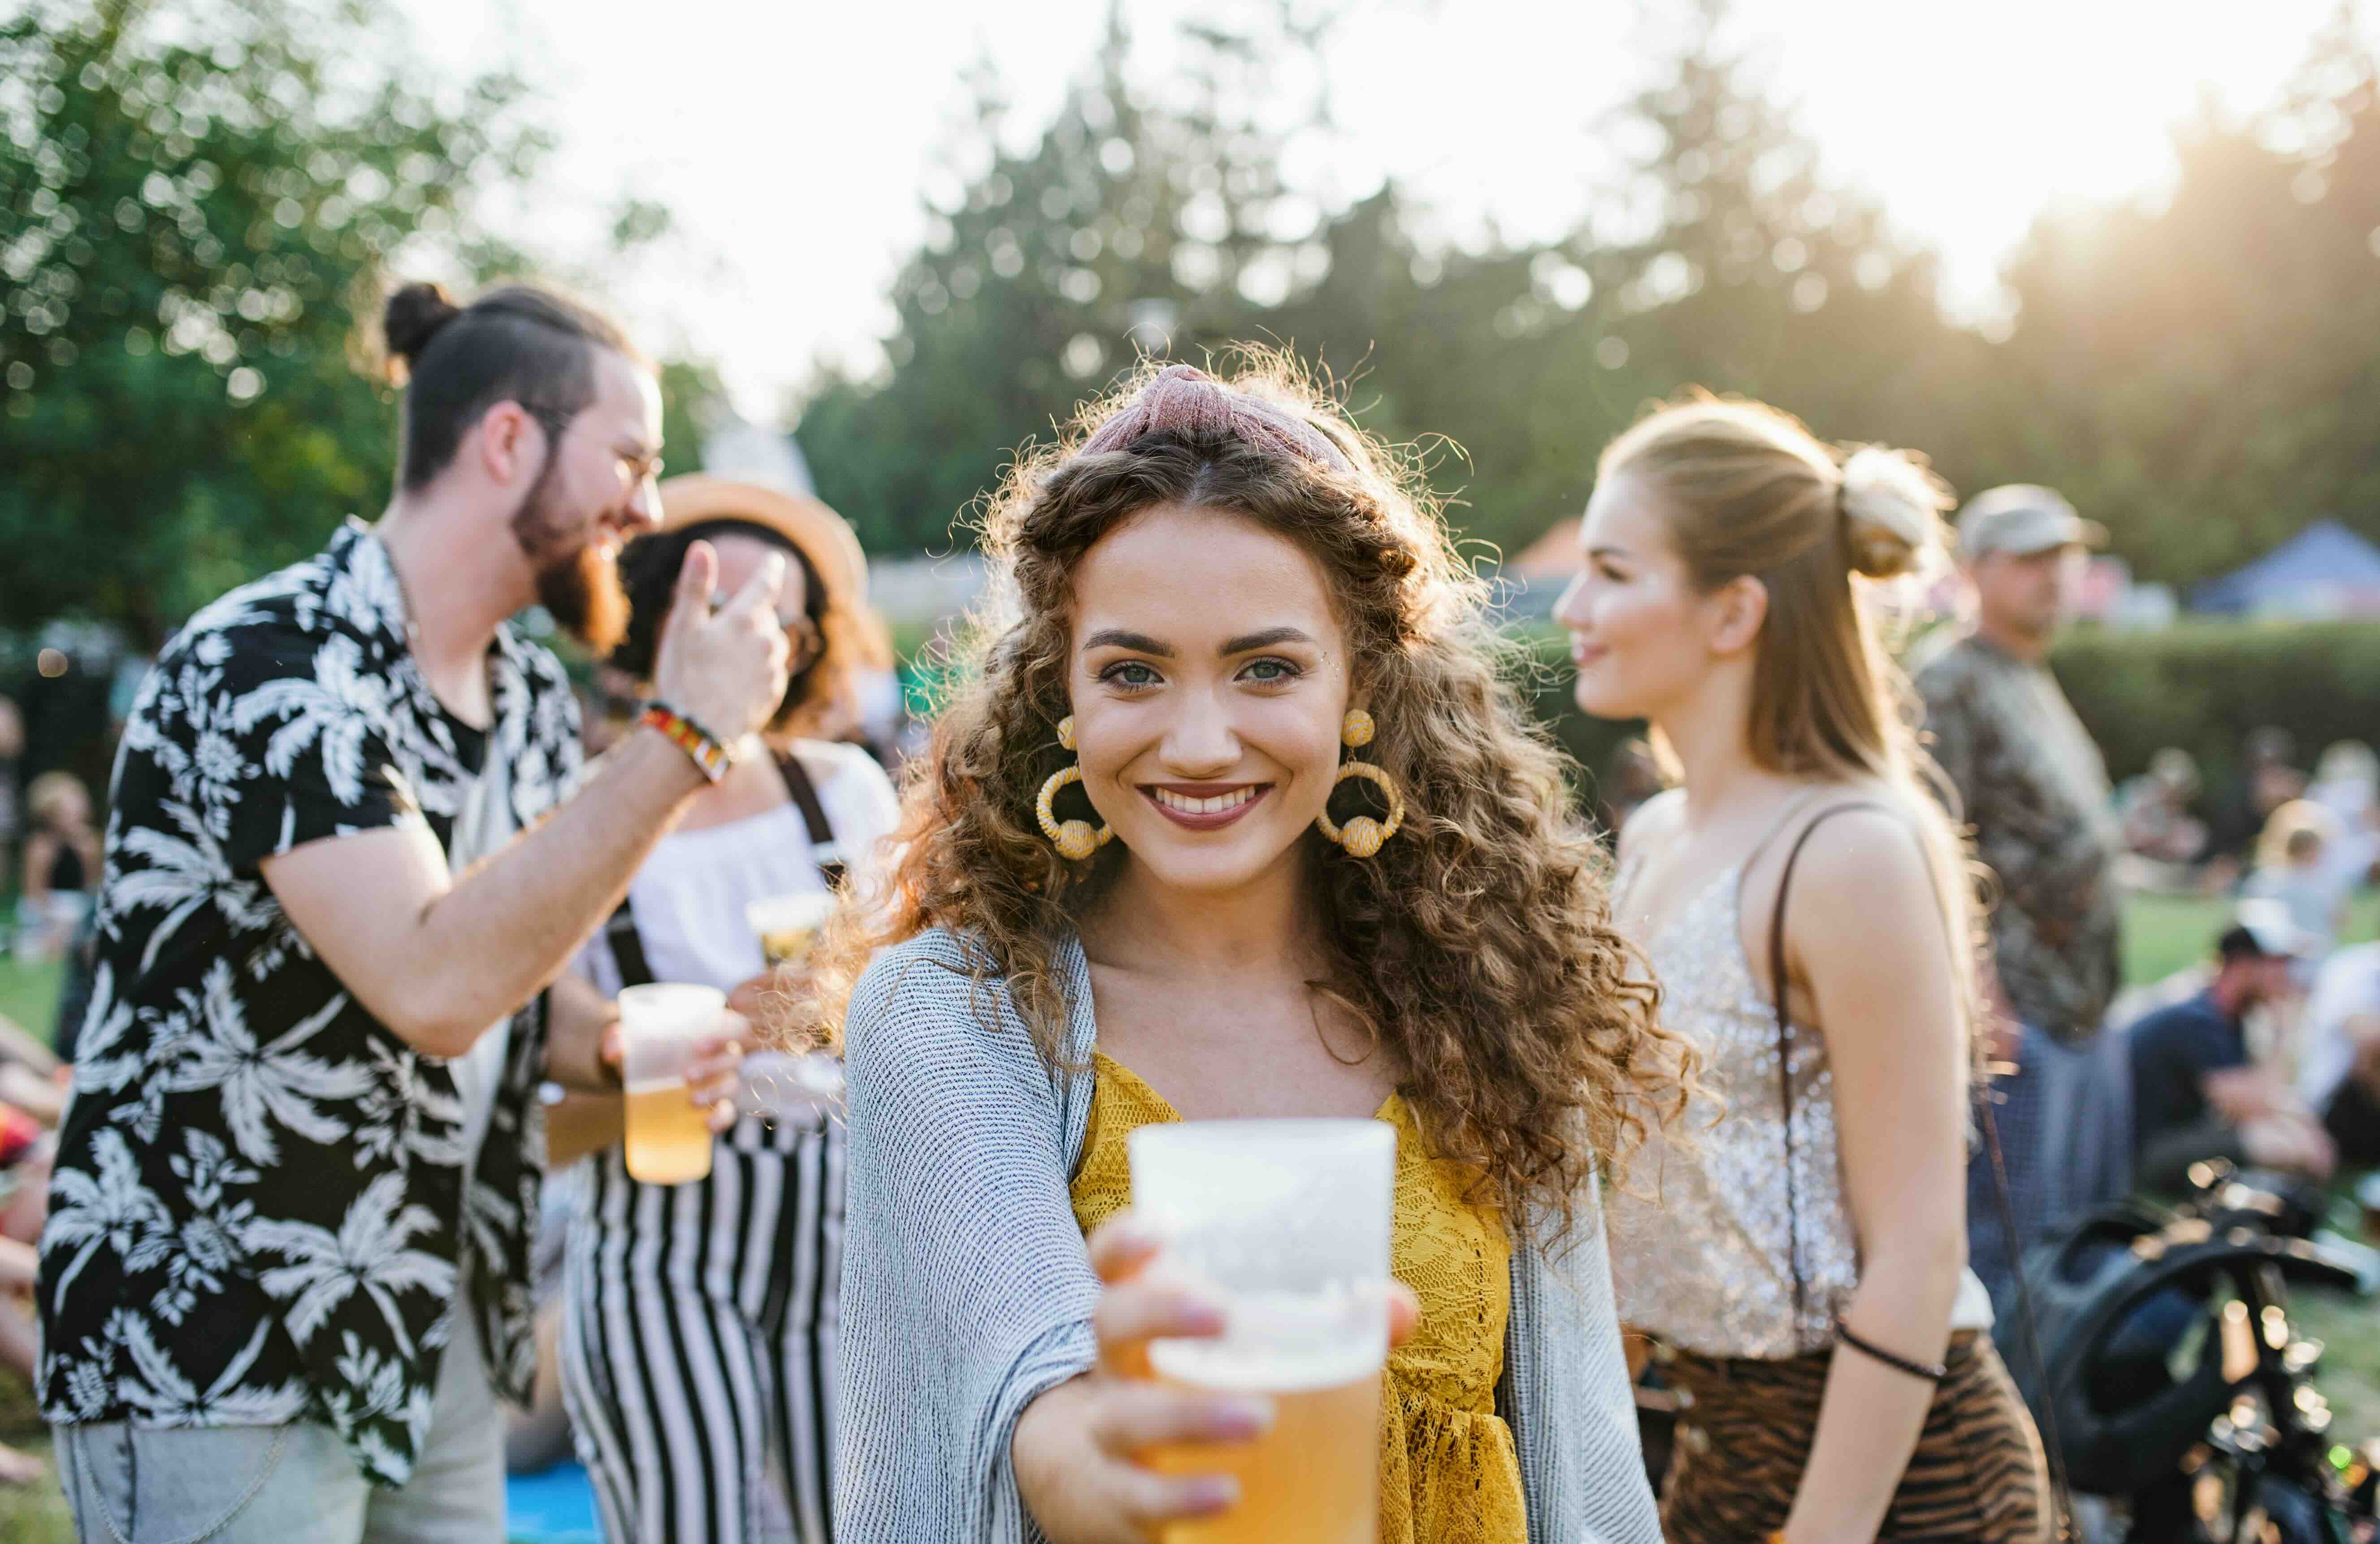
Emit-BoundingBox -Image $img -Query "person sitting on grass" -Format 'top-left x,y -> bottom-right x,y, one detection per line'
2293,941 -> 2380,1170
2129,902 -> 2333,1193
13,772 -> 100,965
2244,799 -> 2350,969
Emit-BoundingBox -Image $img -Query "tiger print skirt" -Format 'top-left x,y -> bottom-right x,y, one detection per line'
1656,1330 -> 2051,1543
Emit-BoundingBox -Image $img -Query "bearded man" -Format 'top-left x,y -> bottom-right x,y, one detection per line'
39,282 -> 793,1542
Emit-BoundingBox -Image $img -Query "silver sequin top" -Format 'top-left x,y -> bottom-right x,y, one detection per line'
1605,856 -> 1856,1358
1604,849 -> 1994,1359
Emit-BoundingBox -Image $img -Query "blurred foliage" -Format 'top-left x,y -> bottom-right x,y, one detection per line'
0,0 -> 724,646
1514,615 -> 2380,810
2047,619 -> 2380,785
0,0 -> 549,642
1981,2 -> 2380,583
657,357 -> 723,479
801,0 -> 2380,588
9,0 -> 2380,640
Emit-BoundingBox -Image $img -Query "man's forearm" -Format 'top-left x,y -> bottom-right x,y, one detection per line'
408,731 -> 702,1050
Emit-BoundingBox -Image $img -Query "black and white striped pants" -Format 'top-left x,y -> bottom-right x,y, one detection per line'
561,1116 -> 845,1544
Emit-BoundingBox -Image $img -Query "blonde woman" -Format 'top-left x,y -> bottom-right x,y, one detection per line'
17,770 -> 100,962
827,360 -> 1687,1543
1556,397 -> 2050,1542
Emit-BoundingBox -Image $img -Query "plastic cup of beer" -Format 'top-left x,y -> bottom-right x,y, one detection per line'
617,983 -> 725,1186
746,893 -> 836,969
1128,1118 -> 1396,1544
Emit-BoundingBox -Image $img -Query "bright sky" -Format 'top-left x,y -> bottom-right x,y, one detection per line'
400,0 -> 2351,416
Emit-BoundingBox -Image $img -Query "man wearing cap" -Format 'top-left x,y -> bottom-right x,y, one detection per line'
1916,485 -> 2124,1299
39,281 -> 792,1541
2127,904 -> 2331,1193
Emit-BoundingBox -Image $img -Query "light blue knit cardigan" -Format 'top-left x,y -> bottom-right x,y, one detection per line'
835,928 -> 1663,1544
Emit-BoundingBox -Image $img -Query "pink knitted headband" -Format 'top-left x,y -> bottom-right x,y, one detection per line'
1077,364 -> 1353,473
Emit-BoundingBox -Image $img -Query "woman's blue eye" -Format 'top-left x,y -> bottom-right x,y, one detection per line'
1102,661 -> 1161,688
1240,658 -> 1300,683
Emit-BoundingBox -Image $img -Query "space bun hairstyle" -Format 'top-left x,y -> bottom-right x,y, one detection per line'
1595,392 -> 1982,1054
380,279 -> 642,492
1837,445 -> 1951,580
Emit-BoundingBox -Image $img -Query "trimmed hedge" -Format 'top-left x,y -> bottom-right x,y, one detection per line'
2046,620 -> 2380,786
1515,620 -> 2380,798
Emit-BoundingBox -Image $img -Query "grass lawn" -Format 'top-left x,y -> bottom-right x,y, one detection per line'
0,890 -> 2372,1535
0,954 -> 61,1045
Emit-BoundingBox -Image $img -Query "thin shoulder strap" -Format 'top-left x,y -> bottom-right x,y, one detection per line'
604,895 -> 655,989
773,747 -> 848,893
607,751 -> 847,991
1765,798 -> 1897,1337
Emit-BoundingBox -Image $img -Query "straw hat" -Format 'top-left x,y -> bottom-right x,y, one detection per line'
655,475 -> 868,608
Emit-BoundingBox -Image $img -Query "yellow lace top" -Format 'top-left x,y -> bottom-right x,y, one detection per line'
1070,1052 -> 1526,1544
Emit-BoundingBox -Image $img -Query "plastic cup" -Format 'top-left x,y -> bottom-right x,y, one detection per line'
618,983 -> 725,1185
1128,1119 -> 1396,1544
746,892 -> 836,969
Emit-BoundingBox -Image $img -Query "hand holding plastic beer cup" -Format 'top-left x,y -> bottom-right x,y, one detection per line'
612,985 -> 748,1183
1014,1120 -> 1409,1544
727,958 -> 818,1042
746,892 -> 836,971
651,541 -> 791,745
1014,1210 -> 1418,1544
1125,1119 -> 1400,1543
1012,1215 -> 1266,1542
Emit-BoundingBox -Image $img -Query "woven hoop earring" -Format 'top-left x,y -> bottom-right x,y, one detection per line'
1316,761 -> 1405,859
1037,717 -> 1112,861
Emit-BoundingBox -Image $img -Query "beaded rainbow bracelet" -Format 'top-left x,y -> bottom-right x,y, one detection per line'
639,701 -> 733,784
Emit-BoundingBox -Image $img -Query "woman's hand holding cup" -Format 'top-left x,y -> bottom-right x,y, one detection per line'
1010,1210 -> 1417,1544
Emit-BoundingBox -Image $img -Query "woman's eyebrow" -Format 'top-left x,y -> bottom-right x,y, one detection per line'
1081,628 -> 1172,656
1219,626 -> 1314,654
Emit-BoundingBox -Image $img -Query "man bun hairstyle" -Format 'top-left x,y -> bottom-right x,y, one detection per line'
381,281 -> 464,374
381,279 -> 642,492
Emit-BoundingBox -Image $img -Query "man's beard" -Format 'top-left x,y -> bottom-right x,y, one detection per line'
512,462 -> 629,654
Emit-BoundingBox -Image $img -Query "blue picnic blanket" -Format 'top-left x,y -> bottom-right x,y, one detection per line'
507,1458 -> 601,1544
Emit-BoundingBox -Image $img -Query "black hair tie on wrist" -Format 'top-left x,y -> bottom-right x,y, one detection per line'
1834,1317 -> 1946,1383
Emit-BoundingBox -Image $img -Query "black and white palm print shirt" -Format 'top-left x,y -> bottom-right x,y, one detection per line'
38,519 -> 582,1487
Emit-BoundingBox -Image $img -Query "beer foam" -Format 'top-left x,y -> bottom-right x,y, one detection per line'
1146,1285 -> 1388,1392
1150,1335 -> 1385,1392
623,1077 -> 685,1097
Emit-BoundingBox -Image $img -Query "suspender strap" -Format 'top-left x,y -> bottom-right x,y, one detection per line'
1765,799 -> 1897,1336
605,899 -> 657,990
602,747 -> 850,989
772,748 -> 847,893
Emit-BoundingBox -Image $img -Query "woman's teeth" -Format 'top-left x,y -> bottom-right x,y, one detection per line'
1154,787 -> 1257,815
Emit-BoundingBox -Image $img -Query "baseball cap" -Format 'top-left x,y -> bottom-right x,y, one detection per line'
2220,898 -> 2313,962
1955,484 -> 2108,560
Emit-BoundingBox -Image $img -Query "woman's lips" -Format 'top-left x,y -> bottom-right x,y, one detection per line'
1143,783 -> 1270,830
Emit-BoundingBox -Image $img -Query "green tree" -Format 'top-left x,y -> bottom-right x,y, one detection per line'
1989,0 -> 2380,582
797,4 -> 1360,552
1568,3 -> 1983,480
796,0 -> 1986,565
657,357 -> 725,479
0,0 -> 547,642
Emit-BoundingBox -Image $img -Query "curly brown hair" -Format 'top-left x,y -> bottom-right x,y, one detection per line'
820,353 -> 1695,1239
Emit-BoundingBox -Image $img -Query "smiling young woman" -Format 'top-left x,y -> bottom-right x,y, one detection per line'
815,356 -> 1693,1544
1556,395 -> 2051,1544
